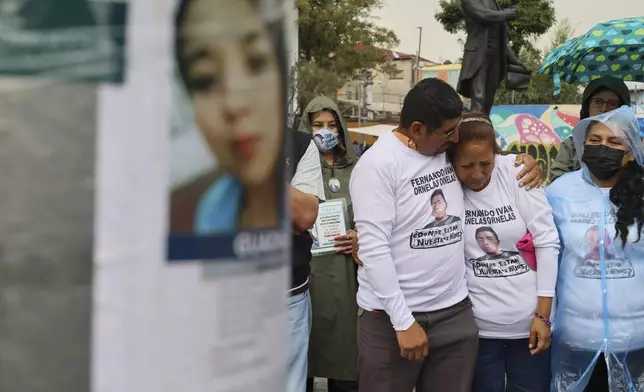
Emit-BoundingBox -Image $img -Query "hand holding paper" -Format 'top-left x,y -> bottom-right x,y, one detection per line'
334,230 -> 355,255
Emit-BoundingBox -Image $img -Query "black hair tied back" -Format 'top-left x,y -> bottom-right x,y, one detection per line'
609,160 -> 644,247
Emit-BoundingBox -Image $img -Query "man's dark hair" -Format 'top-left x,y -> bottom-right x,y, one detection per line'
430,189 -> 446,204
475,226 -> 499,241
400,78 -> 464,131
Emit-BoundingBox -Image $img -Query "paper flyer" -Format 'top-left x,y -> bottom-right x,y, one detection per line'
0,0 -> 290,391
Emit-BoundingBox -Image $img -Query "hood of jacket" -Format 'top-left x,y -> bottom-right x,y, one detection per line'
298,96 -> 356,168
580,76 -> 631,120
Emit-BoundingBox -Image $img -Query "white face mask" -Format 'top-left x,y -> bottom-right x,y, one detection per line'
313,129 -> 339,152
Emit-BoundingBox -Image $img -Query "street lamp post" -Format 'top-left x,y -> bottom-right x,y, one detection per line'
416,26 -> 423,84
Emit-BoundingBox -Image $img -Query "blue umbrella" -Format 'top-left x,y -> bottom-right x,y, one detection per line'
536,17 -> 644,95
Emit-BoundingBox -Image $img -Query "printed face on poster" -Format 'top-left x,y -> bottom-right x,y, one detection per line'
167,0 -> 289,262
311,199 -> 350,256
92,1 -> 291,391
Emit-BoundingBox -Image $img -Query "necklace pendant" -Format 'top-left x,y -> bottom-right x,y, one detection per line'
328,177 -> 341,193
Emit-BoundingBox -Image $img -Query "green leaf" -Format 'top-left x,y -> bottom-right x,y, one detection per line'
435,2 -> 582,104
435,0 -> 555,56
494,19 -> 583,105
292,0 -> 399,111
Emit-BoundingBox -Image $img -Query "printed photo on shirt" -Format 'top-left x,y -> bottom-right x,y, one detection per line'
167,0 -> 289,261
574,225 -> 635,279
423,189 -> 462,229
409,188 -> 463,249
470,227 -> 529,278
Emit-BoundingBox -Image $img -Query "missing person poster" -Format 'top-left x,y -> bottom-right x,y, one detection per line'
0,0 -> 291,391
93,0 -> 290,390
167,0 -> 289,262
0,3 -> 128,391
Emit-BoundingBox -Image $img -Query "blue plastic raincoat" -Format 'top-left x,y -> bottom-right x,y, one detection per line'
546,106 -> 644,391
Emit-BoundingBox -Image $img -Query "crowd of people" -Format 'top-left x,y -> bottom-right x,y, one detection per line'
285,75 -> 644,392
168,1 -> 644,390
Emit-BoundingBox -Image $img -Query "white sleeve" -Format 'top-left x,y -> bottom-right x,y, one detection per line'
512,166 -> 560,297
291,140 -> 326,201
350,159 -> 415,331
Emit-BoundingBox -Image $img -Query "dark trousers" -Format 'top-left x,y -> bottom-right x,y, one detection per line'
583,352 -> 644,392
556,349 -> 644,391
585,353 -> 608,392
469,48 -> 502,115
471,338 -> 551,392
357,298 -> 479,392
306,378 -> 358,392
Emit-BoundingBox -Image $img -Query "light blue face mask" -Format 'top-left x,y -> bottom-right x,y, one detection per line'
312,129 -> 339,152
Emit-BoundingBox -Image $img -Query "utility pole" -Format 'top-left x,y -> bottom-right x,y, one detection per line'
359,71 -> 373,144
415,26 -> 423,84
357,80 -> 361,128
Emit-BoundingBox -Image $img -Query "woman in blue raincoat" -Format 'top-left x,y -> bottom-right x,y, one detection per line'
546,106 -> 644,391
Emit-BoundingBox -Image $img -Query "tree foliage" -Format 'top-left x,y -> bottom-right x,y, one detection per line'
292,0 -> 399,114
434,0 -> 555,56
494,19 -> 583,105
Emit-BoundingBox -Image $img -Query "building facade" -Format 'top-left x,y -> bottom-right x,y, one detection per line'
338,50 -> 435,119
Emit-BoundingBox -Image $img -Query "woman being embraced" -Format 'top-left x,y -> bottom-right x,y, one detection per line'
547,106 -> 644,392
447,112 -> 560,392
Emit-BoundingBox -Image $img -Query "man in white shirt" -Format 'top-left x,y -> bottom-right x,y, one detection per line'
349,78 -> 540,392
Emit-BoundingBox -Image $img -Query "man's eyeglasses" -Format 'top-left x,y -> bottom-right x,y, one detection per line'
436,117 -> 463,139
590,97 -> 621,110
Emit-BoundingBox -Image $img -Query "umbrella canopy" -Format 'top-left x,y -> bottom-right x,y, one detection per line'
537,17 -> 644,95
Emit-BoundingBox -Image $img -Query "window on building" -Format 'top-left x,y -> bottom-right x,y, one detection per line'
390,70 -> 404,80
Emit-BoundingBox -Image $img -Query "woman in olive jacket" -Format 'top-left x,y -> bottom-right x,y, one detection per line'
550,76 -> 631,181
300,96 -> 359,392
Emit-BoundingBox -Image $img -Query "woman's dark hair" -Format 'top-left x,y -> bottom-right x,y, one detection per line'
609,160 -> 644,247
475,226 -> 499,241
174,0 -> 287,91
175,0 -> 192,86
584,120 -> 644,247
446,111 -> 500,163
400,78 -> 463,131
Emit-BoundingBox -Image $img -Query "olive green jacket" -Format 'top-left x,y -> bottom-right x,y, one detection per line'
550,137 -> 580,182
299,96 -> 358,381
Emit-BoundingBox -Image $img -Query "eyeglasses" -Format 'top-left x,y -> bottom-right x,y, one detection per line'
590,97 -> 621,110
436,117 -> 463,139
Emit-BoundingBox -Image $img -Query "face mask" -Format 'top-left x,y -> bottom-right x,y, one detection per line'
582,144 -> 626,180
312,129 -> 339,152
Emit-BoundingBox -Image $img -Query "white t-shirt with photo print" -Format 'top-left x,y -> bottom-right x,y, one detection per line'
463,154 -> 560,339
350,130 -> 468,331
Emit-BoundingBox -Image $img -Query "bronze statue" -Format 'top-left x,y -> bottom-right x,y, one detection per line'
457,0 -> 532,113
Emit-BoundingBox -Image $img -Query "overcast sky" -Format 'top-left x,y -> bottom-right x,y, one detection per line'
372,0 -> 644,63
